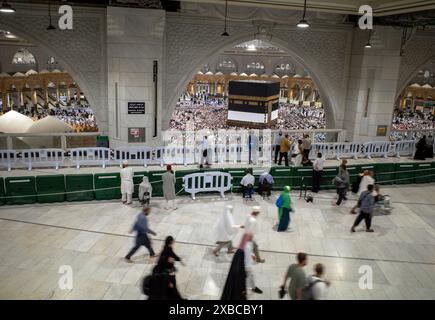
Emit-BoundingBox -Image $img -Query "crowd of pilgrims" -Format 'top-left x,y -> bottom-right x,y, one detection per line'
4,100 -> 98,132
169,95 -> 326,132
391,109 -> 435,131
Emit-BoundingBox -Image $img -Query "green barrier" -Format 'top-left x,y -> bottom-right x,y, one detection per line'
0,177 -> 5,205
395,163 -> 414,184
66,174 -> 94,201
321,167 -> 339,190
175,169 -> 200,196
374,163 -> 396,184
133,171 -> 149,198
36,175 -> 65,203
414,162 -> 433,183
223,168 -> 249,193
94,173 -> 121,200
5,176 -> 37,205
148,170 -> 167,197
270,167 -> 293,190
293,167 -> 313,189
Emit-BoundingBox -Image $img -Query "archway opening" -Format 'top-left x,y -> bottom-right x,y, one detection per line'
393,60 -> 435,140
168,39 -> 326,133
0,29 -> 98,133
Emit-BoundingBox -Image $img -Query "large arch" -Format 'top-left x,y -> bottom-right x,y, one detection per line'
0,4 -> 107,132
163,17 -> 352,131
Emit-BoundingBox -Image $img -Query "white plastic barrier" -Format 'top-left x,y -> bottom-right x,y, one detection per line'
113,147 -> 152,167
0,150 -> 17,171
21,149 -> 65,171
333,142 -> 363,160
394,140 -> 416,158
70,147 -> 111,169
364,142 -> 392,159
144,147 -> 164,167
183,171 -> 233,200
228,144 -> 239,163
184,146 -> 196,165
215,144 -> 227,164
310,143 -> 333,159
163,146 -> 185,165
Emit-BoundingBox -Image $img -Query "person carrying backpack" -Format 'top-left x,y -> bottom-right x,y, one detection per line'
302,263 -> 331,300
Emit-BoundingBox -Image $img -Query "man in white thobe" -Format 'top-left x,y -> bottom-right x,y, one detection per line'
120,160 -> 134,205
213,205 -> 244,256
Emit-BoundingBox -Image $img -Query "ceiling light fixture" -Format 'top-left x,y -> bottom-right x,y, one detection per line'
365,30 -> 373,48
0,1 -> 15,13
297,0 -> 310,28
47,1 -> 56,30
247,44 -> 257,51
221,0 -> 229,36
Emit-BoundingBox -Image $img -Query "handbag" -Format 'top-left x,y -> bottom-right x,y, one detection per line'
278,286 -> 287,299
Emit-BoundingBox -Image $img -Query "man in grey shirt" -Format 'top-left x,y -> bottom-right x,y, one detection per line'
280,252 -> 308,300
351,184 -> 375,233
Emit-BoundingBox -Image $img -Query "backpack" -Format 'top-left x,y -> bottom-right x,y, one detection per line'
301,279 -> 323,300
142,275 -> 153,296
275,194 -> 284,208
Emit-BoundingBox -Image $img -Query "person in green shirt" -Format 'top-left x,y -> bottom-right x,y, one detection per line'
280,252 -> 308,300
277,186 -> 292,231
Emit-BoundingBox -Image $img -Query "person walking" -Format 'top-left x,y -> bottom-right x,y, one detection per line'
243,206 -> 265,263
280,252 -> 308,300
221,233 -> 262,300
276,186 -> 292,232
162,164 -> 177,210
311,152 -> 324,193
304,263 -> 331,300
125,207 -> 156,262
213,205 -> 244,256
351,184 -> 376,233
149,236 -> 185,300
278,134 -> 291,166
274,131 -> 283,164
333,163 -> 350,206
120,160 -> 134,205
350,170 -> 374,214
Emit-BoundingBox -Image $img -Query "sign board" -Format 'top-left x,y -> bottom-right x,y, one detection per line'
128,102 -> 145,114
128,127 -> 146,143
376,125 -> 387,137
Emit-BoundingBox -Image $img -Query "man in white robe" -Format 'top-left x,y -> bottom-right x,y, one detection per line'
120,160 -> 134,205
213,205 -> 243,256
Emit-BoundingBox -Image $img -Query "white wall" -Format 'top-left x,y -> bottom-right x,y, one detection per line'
107,7 -> 165,148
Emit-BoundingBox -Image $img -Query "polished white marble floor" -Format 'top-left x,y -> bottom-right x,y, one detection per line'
1,184 -> 435,300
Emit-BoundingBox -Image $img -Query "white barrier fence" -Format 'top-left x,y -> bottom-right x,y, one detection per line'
394,140 -> 416,158
70,147 -> 111,169
183,171 -> 233,200
0,150 -> 17,171
0,139 -> 433,171
21,149 -> 64,171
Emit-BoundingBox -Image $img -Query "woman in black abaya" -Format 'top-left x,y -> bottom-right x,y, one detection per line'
414,136 -> 427,160
148,236 -> 184,300
221,233 -> 252,300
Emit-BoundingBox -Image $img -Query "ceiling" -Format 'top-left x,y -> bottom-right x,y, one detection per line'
180,0 -> 435,16
5,1 -> 435,16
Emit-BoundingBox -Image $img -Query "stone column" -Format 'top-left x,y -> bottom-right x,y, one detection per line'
19,90 -> 24,106
67,88 -> 71,104
343,26 -> 403,142
31,89 -> 37,106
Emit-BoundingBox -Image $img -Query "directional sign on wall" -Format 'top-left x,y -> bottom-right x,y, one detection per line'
128,102 -> 145,114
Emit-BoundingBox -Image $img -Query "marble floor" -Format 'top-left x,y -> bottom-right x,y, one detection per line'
1,184 -> 435,300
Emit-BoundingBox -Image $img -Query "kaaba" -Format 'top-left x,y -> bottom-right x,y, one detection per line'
227,80 -> 280,128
